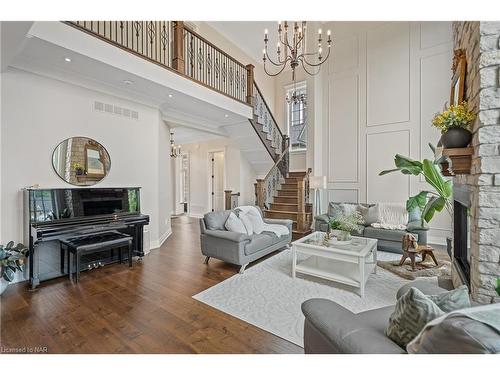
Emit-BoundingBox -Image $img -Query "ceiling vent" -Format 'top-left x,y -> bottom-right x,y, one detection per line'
94,101 -> 139,121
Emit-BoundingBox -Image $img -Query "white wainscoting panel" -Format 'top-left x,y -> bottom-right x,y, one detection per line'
366,130 -> 410,203
366,22 -> 410,127
420,22 -> 453,50
420,51 -> 453,161
331,35 -> 359,74
329,74 -> 359,182
327,189 -> 359,204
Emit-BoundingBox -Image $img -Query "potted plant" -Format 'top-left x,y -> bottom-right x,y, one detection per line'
73,162 -> 84,176
380,144 -> 452,226
329,211 -> 364,242
432,101 -> 475,148
0,241 -> 28,295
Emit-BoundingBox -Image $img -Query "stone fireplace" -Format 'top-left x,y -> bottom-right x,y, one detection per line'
451,21 -> 500,304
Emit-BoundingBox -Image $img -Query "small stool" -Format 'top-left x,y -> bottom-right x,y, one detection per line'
60,231 -> 133,283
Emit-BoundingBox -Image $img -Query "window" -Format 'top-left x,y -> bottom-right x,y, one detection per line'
286,82 -> 307,151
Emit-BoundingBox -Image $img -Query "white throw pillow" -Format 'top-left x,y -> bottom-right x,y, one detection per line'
224,212 -> 247,234
245,210 -> 264,234
238,213 -> 254,235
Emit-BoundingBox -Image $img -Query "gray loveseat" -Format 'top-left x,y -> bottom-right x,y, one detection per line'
199,207 -> 292,273
315,202 -> 428,253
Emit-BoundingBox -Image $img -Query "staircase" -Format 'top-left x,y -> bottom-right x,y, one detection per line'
266,171 -> 313,240
250,82 -> 313,240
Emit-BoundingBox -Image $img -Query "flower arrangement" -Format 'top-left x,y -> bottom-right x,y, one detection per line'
72,162 -> 83,170
329,211 -> 364,235
431,102 -> 475,133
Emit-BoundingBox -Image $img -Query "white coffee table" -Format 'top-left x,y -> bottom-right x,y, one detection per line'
291,231 -> 378,297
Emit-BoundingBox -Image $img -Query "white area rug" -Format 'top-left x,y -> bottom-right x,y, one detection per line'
193,249 -> 437,347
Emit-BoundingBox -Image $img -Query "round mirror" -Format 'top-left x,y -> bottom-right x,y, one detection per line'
52,137 -> 111,186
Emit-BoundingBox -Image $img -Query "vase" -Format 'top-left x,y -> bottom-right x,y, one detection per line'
441,128 -> 472,148
337,230 -> 351,242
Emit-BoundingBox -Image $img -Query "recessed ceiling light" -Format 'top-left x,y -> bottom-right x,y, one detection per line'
64,57 -> 71,62
224,114 -> 229,118
123,80 -> 134,85
168,94 -> 173,98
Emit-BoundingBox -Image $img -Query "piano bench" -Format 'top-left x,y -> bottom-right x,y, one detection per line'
60,231 -> 133,283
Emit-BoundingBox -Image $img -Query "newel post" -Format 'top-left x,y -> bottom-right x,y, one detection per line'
173,21 -> 185,74
246,64 -> 255,106
224,190 -> 232,210
297,179 -> 306,231
255,179 -> 265,208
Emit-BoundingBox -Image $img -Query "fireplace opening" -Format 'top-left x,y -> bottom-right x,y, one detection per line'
453,184 -> 471,286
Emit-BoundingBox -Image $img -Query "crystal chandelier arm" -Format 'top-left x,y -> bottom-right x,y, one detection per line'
263,60 -> 289,77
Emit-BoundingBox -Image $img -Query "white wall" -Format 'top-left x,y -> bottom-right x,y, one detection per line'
181,137 -> 257,216
1,68 -> 172,249
317,22 -> 454,244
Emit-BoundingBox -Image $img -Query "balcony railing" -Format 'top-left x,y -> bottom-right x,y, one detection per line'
66,21 -> 254,105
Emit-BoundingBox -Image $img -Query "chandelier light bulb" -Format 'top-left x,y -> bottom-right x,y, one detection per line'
327,30 -> 331,36
318,29 -> 322,34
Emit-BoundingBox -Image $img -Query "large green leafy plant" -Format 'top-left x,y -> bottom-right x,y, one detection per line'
0,241 -> 28,282
379,144 -> 452,225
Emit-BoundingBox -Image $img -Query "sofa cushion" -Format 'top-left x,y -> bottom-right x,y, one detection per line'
363,226 -> 417,243
427,285 -> 470,313
204,210 -> 232,230
386,287 -> 444,348
302,299 -> 404,354
407,304 -> 500,354
244,232 -> 280,255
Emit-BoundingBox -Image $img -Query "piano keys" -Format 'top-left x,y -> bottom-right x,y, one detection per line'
23,187 -> 149,288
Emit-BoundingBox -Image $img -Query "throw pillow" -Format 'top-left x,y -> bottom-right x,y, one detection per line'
224,212 -> 247,234
358,204 -> 379,225
327,203 -> 343,220
245,209 -> 264,234
385,287 -> 444,348
238,213 -> 254,235
428,285 -> 470,313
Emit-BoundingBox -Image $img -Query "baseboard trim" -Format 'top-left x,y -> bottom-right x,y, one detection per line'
428,235 -> 447,246
150,228 -> 172,250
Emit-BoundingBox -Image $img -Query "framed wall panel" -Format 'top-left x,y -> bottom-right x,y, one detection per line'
327,188 -> 359,204
366,129 -> 410,203
366,23 -> 410,126
328,74 -> 359,183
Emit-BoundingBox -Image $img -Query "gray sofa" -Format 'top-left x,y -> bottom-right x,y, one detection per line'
199,207 -> 292,273
301,281 -> 446,354
314,202 -> 428,253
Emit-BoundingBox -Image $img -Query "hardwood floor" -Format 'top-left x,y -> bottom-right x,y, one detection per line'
0,215 -> 303,354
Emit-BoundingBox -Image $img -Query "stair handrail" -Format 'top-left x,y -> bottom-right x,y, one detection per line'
255,148 -> 289,209
253,82 -> 284,143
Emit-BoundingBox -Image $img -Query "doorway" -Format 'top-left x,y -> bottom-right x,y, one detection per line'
209,151 -> 225,212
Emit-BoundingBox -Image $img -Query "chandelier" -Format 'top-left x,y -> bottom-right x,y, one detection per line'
263,21 -> 332,80
286,81 -> 307,105
170,131 -> 181,158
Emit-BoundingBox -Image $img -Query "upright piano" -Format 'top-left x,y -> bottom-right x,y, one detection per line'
24,187 -> 149,288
